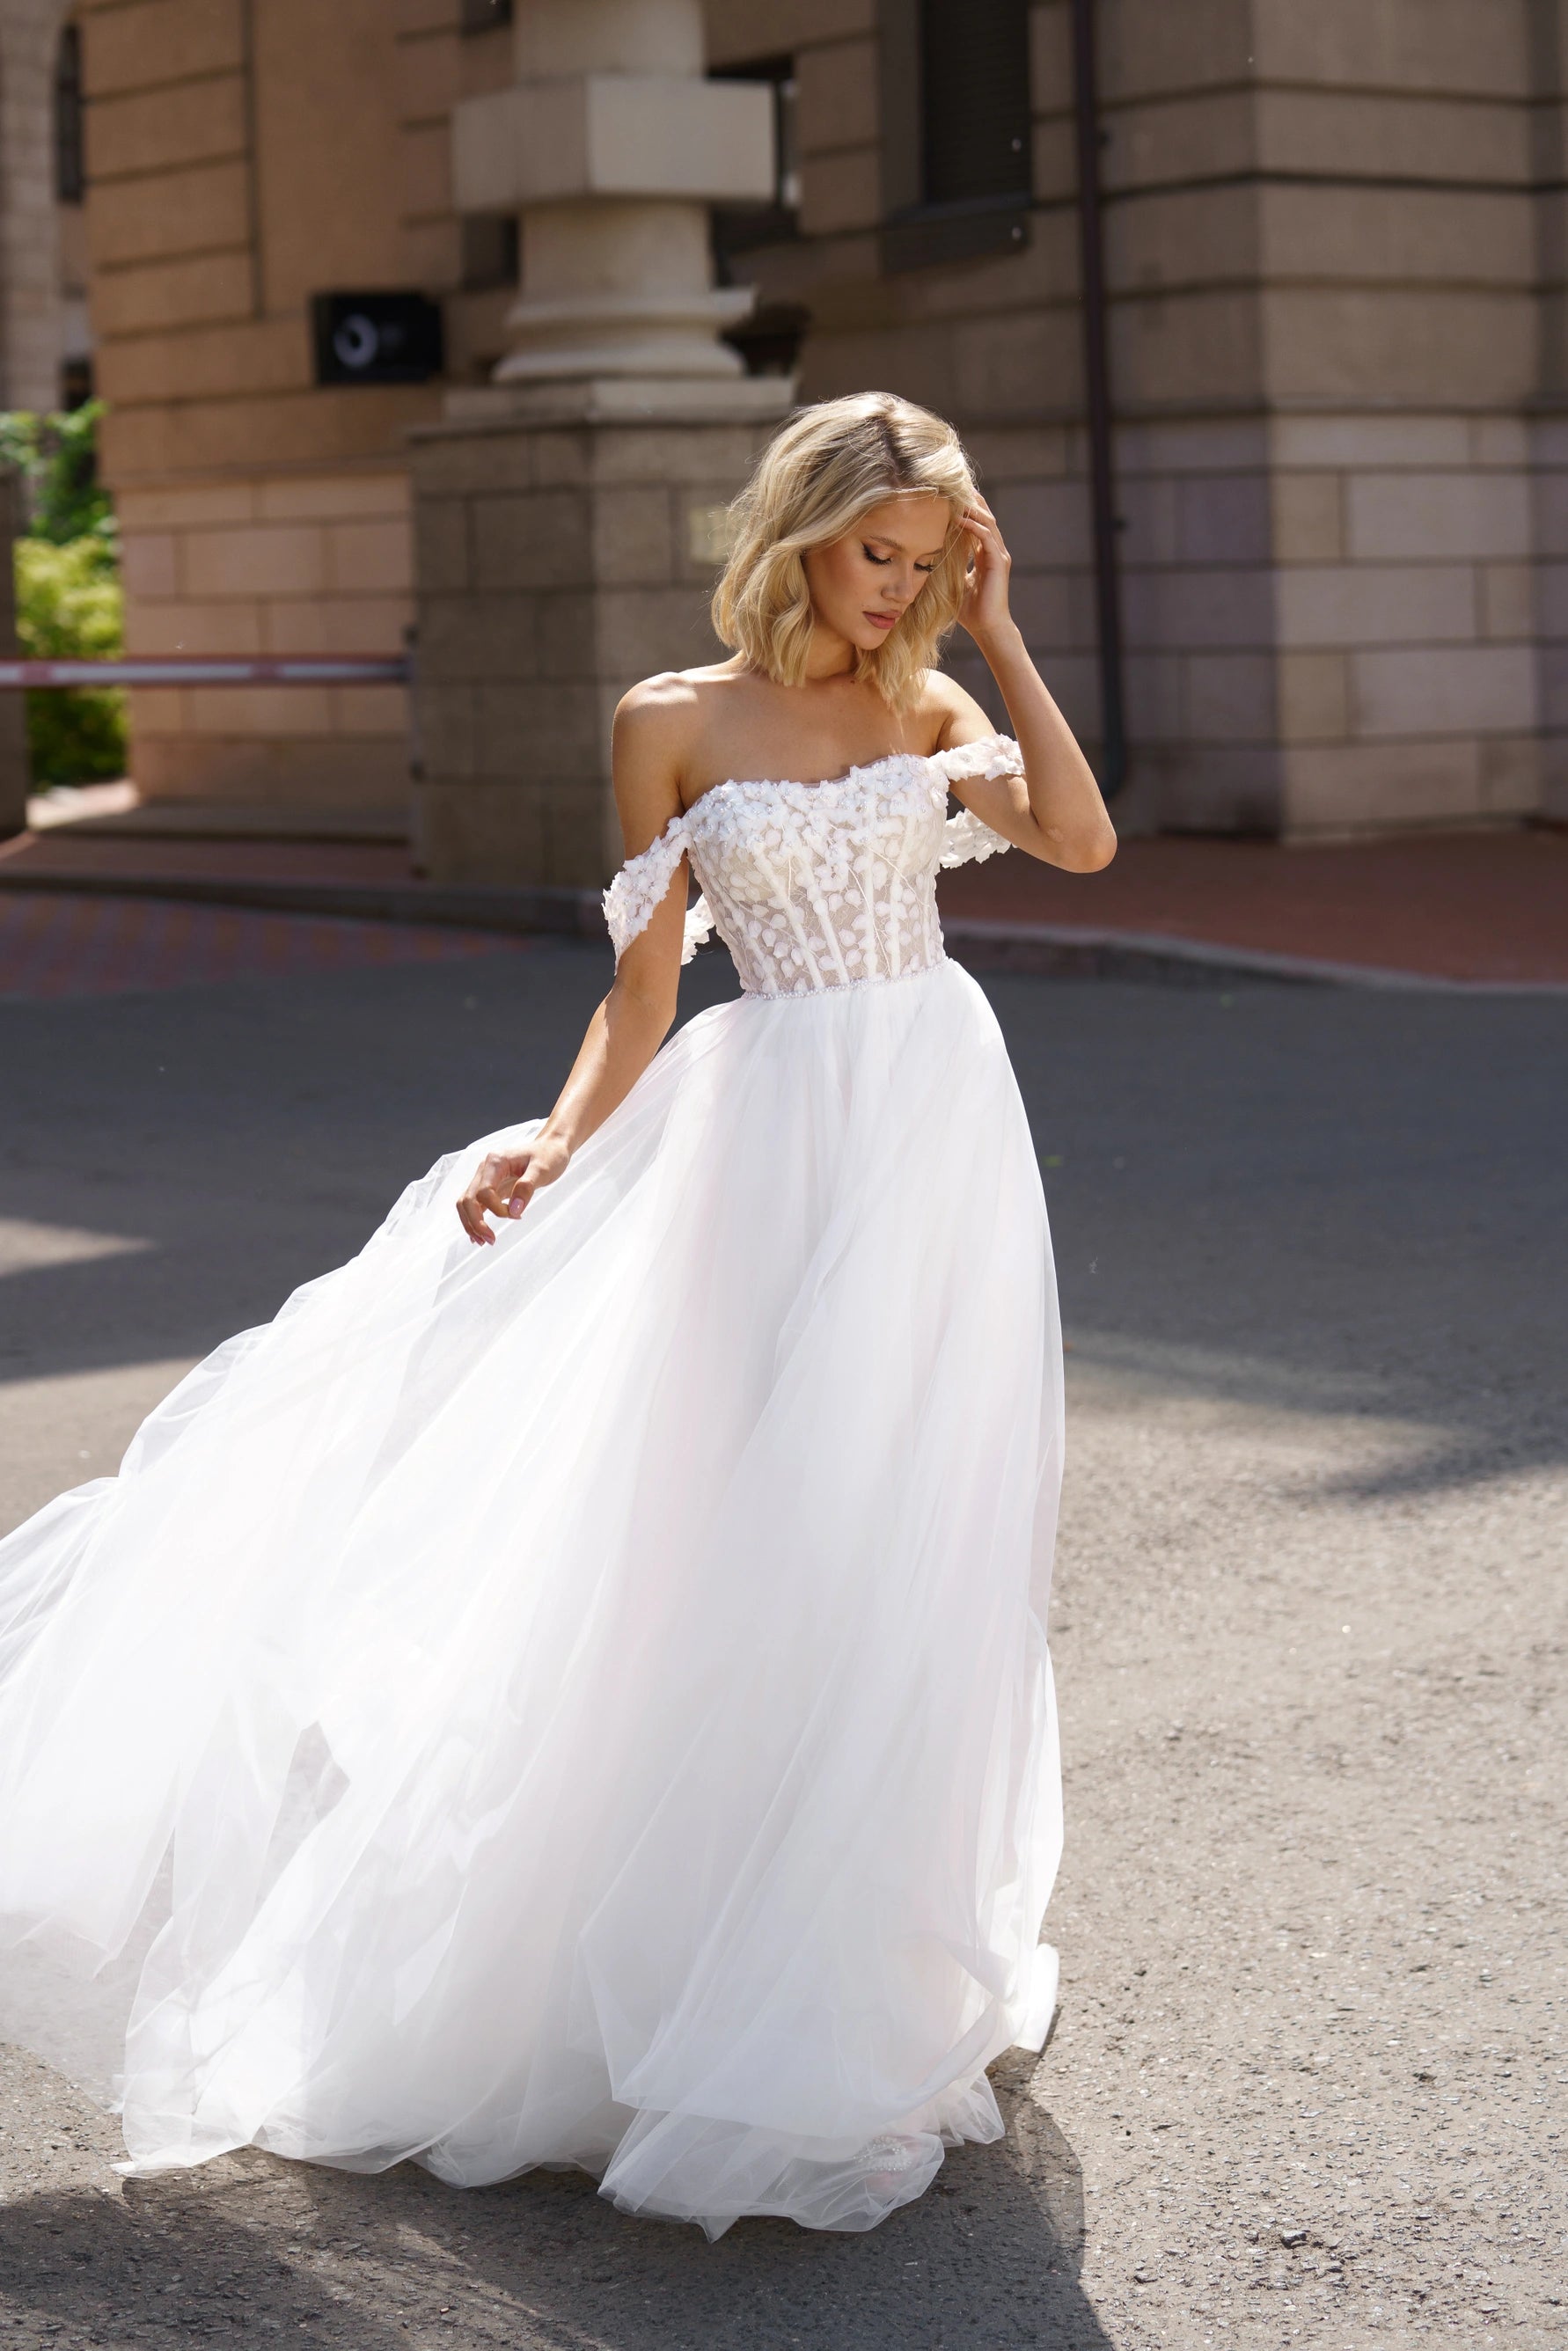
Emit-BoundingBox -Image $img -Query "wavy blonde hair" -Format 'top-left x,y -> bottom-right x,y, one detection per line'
711,392 -> 978,711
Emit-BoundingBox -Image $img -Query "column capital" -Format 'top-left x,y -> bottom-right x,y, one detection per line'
453,76 -> 776,213
446,0 -> 785,394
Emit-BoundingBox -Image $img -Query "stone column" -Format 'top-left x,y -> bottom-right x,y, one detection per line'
410,0 -> 794,890
0,0 -> 69,414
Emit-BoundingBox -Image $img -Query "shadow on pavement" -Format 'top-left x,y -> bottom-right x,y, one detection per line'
0,2060 -> 1112,2350
992,971 -> 1567,1497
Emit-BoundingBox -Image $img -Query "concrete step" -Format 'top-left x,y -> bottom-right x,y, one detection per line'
25,785 -> 411,846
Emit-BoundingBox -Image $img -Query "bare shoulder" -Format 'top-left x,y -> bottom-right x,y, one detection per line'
919,670 -> 999,752
614,670 -> 700,757
610,677 -> 697,855
612,666 -> 744,852
614,663 -> 743,757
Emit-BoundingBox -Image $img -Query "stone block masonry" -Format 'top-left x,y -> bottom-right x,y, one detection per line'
0,0 -> 77,410
1093,412 -> 1547,837
73,0 -> 510,817
117,471 -> 414,809
51,0 -> 1568,839
719,0 -> 1568,836
409,410 -> 782,889
1268,417 -> 1543,833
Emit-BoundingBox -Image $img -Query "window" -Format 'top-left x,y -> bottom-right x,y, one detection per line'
460,215 -> 519,291
61,356 -> 93,412
880,0 -> 1032,271
709,55 -> 801,269
709,55 -> 809,378
920,0 -> 1030,208
460,0 -> 512,31
55,24 -> 84,204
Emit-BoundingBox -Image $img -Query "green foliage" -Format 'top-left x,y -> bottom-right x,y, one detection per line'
2,404 -> 127,785
0,400 -> 114,544
16,533 -> 127,785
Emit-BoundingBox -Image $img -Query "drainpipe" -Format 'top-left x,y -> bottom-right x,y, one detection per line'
1069,0 -> 1127,798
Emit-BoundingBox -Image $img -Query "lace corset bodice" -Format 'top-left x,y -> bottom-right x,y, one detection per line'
603,734 -> 1022,999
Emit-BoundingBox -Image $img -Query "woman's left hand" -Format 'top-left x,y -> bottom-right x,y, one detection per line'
956,496 -> 1015,645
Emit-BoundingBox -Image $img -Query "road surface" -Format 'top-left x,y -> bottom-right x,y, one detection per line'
1,934 -> 1562,2347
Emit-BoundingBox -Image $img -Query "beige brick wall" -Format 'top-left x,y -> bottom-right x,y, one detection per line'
116,470 -> 413,808
1259,417 -> 1543,833
49,0 -> 1568,833
1116,0 -> 1562,831
74,0 -> 510,811
0,0 -> 73,411
698,0 -> 1568,835
1529,419 -> 1568,821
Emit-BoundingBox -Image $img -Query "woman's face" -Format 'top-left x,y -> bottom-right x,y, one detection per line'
802,494 -> 953,656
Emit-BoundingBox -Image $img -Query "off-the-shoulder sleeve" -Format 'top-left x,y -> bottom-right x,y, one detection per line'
682,893 -> 715,962
928,732 -> 1025,788
940,808 -> 1014,868
931,732 -> 1023,868
602,815 -> 707,966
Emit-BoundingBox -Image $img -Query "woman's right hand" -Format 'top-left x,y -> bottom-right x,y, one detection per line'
457,1135 -> 570,1246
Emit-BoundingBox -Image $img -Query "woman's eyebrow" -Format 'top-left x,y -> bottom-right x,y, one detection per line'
862,532 -> 947,558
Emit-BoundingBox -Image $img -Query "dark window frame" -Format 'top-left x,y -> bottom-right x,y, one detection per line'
458,213 -> 519,292
708,53 -> 802,273
878,0 -> 1032,274
708,53 -> 810,377
55,23 -> 85,204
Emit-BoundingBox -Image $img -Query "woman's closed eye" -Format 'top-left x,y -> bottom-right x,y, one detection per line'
861,545 -> 937,573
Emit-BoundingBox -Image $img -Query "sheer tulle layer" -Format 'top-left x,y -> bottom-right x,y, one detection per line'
0,958 -> 1063,2237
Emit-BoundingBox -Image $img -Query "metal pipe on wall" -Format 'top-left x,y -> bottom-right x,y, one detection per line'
1069,0 -> 1127,798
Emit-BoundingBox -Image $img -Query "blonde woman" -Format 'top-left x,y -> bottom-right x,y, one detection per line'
0,394 -> 1114,2237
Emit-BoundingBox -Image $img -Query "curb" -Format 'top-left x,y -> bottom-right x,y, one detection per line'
941,917 -> 1568,998
1,867 -> 1564,997
0,865 -> 606,941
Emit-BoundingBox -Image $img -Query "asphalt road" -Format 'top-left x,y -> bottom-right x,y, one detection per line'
1,936 -> 1563,2348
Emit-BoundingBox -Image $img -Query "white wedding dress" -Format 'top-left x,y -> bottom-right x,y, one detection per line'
0,734 -> 1064,2239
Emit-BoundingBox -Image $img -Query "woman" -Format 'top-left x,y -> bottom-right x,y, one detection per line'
0,393 -> 1114,2239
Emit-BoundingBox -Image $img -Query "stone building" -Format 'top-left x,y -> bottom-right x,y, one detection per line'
38,0 -> 1568,872
0,0 -> 85,414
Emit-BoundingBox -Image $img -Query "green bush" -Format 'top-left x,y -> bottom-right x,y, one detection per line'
1,401 -> 128,787
16,532 -> 127,784
0,401 -> 114,541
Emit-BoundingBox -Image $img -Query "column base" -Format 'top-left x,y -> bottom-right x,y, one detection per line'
409,396 -> 794,890
442,374 -> 796,428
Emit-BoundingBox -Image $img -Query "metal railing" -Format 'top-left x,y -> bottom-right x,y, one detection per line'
0,655 -> 411,688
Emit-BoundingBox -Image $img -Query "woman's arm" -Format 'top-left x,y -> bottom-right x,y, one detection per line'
457,684 -> 693,1245
938,494 -> 1117,875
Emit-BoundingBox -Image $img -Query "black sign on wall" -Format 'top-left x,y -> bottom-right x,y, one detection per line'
311,292 -> 445,386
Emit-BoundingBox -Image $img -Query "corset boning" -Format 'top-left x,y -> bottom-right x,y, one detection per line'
685,773 -> 949,998
600,739 -> 1022,1001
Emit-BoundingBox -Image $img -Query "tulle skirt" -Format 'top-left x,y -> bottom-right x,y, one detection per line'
0,955 -> 1064,2237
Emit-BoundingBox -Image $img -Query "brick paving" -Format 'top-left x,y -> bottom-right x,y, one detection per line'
0,891 -> 536,1002
3,955 -> 1564,2346
938,823 -> 1568,986
2,813 -> 1564,987
0,829 -> 415,890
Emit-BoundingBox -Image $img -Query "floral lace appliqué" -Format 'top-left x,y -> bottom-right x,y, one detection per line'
602,736 -> 1024,994
932,735 -> 1022,869
602,819 -> 710,967
939,809 -> 1014,868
